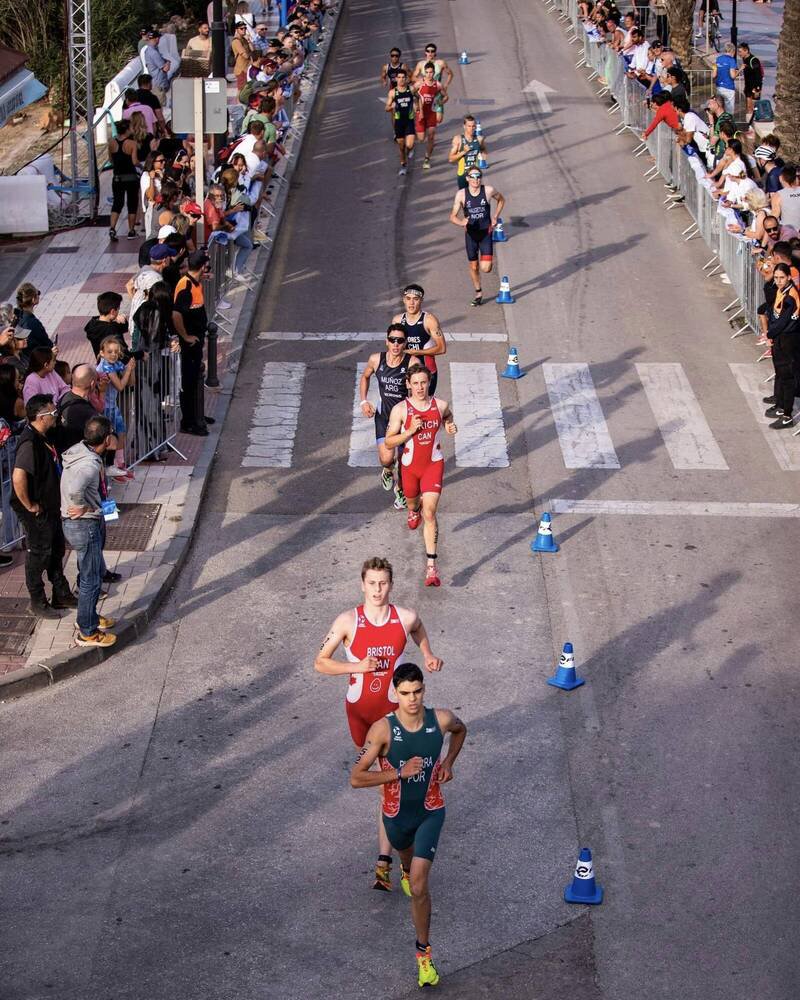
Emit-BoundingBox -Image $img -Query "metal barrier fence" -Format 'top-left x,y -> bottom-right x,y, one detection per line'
118,345 -> 183,469
0,438 -> 24,551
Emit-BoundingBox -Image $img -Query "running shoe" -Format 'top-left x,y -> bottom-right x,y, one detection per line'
381,467 -> 394,491
75,630 -> 117,648
109,228 -> 118,242
393,485 -> 407,510
407,509 -> 421,530
416,946 -> 440,988
422,157 -> 431,170
398,166 -> 407,176
770,415 -> 794,429
765,406 -> 784,418
424,564 -> 441,587
470,293 -> 483,307
373,863 -> 392,892
400,865 -> 411,898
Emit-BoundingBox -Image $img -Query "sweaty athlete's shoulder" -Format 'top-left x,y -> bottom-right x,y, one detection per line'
392,605 -> 418,630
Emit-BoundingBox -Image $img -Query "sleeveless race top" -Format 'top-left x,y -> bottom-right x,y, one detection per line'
380,707 -> 445,819
417,81 -> 440,114
111,140 -> 137,181
400,397 -> 443,470
376,351 -> 409,414
344,604 -> 407,709
464,183 -> 491,232
457,135 -> 481,178
393,86 -> 415,121
400,311 -> 437,375
386,63 -> 405,88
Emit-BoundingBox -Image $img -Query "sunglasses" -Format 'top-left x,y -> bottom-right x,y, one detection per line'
426,48 -> 436,53
41,409 -> 58,418
387,336 -> 406,344
467,172 -> 482,179
765,229 -> 779,235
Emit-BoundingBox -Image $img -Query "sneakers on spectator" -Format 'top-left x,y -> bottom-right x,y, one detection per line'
97,615 -> 116,631
763,395 -> 776,404
232,272 -> 249,282
106,465 -> 129,482
75,630 -> 117,648
765,406 -> 783,418
109,228 -> 118,242
770,415 -> 794,429
127,229 -> 137,240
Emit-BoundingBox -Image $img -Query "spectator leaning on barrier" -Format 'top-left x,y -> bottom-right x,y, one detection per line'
172,250 -> 211,437
127,244 -> 179,321
755,143 -> 784,196
60,414 -> 117,648
11,394 -> 77,617
642,92 -> 679,139
755,242 -> 798,345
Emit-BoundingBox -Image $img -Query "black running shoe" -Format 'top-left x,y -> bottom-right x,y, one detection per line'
470,293 -> 483,307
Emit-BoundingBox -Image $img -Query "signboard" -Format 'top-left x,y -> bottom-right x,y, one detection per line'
170,77 -> 228,134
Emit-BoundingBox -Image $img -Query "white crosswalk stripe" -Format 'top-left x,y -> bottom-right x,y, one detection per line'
449,362 -> 510,468
241,362 -> 306,467
730,363 -> 800,472
348,363 -> 381,467
636,363 -> 728,470
543,363 -> 620,469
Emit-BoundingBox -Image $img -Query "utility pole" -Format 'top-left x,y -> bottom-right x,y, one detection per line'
730,0 -> 738,47
66,0 -> 97,221
211,0 -> 226,156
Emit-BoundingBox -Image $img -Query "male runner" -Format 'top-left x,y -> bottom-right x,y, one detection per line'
385,365 -> 457,587
351,662 -> 467,989
448,114 -> 487,190
391,283 -> 446,396
449,166 -> 506,306
380,47 -> 411,90
315,557 -> 443,890
359,323 -> 411,510
413,63 -> 448,169
385,70 -> 418,176
412,44 -> 454,125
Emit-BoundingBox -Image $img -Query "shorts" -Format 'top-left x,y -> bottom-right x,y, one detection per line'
744,85 -> 762,99
383,807 -> 445,862
374,409 -> 390,444
346,699 -> 392,746
105,406 -> 126,436
401,459 -> 443,500
465,228 -> 493,262
394,119 -> 416,139
415,109 -> 437,133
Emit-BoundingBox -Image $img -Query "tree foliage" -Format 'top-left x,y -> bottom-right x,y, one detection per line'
774,0 -> 800,161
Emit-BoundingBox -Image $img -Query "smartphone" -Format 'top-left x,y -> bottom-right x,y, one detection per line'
53,333 -> 59,346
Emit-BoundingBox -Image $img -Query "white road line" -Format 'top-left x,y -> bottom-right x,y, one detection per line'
348,363 -> 381,468
550,499 -> 800,517
543,363 -> 620,469
241,362 -> 305,468
636,363 -> 728,470
449,362 -> 510,468
730,363 -> 800,472
258,331 -> 508,342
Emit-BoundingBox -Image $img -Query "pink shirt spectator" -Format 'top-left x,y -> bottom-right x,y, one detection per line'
123,101 -> 157,133
23,370 -> 70,405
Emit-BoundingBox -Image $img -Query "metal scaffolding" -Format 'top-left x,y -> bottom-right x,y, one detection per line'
65,0 -> 97,221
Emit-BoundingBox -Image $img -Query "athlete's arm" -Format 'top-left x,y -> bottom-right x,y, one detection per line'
441,60 -> 454,87
435,709 -> 467,783
385,400 -> 421,449
449,190 -> 467,227
398,607 -> 443,672
314,612 -> 379,676
447,135 -> 462,164
359,352 -> 379,418
385,87 -> 395,113
411,60 -> 424,84
486,185 -> 506,227
437,398 -> 457,435
406,313 -> 446,359
439,85 -> 450,105
350,719 -> 424,787
380,63 -> 388,87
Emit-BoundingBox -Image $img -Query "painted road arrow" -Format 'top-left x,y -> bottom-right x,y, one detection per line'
523,79 -> 557,113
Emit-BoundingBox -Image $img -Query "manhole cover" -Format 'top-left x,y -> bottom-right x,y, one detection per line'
0,599 -> 35,655
104,503 -> 161,551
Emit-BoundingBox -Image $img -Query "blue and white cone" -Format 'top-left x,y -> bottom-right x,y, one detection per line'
475,118 -> 483,137
478,153 -> 488,169
492,217 -> 508,242
459,51 -> 470,65
500,346 -> 524,379
547,642 -> 584,690
564,847 -> 603,905
531,512 -> 559,553
495,275 -> 515,304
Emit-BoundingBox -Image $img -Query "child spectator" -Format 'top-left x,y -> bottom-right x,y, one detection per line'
54,360 -> 72,386
96,337 -> 136,477
23,348 -> 70,405
85,292 -> 133,360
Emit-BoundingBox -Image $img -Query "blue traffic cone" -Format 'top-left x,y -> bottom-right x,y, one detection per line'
531,512 -> 559,553
478,153 -> 488,169
500,346 -> 524,379
564,848 -> 603,905
492,217 -> 508,242
475,118 -> 483,137
547,642 -> 584,690
495,275 -> 515,304
459,50 -> 470,64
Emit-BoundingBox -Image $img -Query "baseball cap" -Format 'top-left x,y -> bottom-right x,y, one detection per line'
11,326 -> 29,340
158,224 -> 177,238
188,249 -> 210,269
181,200 -> 203,217
146,29 -> 160,38
150,244 -> 178,261
754,145 -> 776,162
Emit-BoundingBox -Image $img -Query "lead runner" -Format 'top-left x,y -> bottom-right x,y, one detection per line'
314,557 -> 443,891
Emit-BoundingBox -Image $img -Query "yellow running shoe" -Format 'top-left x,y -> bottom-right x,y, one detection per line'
416,946 -> 440,987
400,865 -> 411,898
373,863 -> 392,892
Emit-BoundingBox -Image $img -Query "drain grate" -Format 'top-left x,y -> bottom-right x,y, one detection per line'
104,503 -> 161,551
0,599 -> 36,655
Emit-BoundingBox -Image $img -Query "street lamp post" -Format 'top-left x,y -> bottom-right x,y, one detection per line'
731,0 -> 738,47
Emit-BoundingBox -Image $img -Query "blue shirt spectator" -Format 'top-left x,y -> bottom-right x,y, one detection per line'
715,53 -> 737,91
142,32 -> 170,92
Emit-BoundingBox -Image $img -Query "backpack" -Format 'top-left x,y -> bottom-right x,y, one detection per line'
753,99 -> 773,123
216,135 -> 244,165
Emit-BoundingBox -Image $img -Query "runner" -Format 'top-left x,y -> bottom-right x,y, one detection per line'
385,365 -> 457,587
447,114 -> 487,190
391,284 -> 446,396
412,44 -> 454,126
449,166 -> 506,306
385,70 -> 418,176
359,323 -> 411,510
380,47 -> 411,90
351,661 -> 467,989
315,557 -> 444,891
413,63 -> 448,169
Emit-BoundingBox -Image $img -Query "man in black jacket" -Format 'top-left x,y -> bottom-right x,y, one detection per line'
11,394 -> 77,617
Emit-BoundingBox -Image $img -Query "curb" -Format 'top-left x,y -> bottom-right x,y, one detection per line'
0,3 -> 344,701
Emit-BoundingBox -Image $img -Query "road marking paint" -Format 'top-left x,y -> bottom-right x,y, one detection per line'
348,363 -> 381,467
636,363 -> 728,470
241,362 -> 305,468
730,363 -> 800,471
543,363 -> 620,469
258,331 -> 508,342
449,362 -> 510,468
550,499 -> 800,517
522,79 -> 557,113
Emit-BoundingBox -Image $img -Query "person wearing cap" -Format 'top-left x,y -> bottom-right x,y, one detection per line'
253,23 -> 271,54
142,31 -> 171,100
172,251 -> 211,436
754,143 -> 783,197
232,22 -> 254,91
126,244 -> 178,323
138,223 -> 178,268
449,166 -> 506,307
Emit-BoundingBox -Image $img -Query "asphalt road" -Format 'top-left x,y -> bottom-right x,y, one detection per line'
2,0 -> 799,998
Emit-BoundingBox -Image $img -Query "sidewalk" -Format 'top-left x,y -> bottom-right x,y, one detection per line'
713,0 -> 783,99
0,4 -> 343,696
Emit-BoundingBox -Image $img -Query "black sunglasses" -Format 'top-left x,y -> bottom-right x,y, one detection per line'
765,228 -> 779,235
387,336 -> 406,344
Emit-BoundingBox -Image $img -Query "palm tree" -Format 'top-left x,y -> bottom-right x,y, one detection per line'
774,0 -> 800,161
666,0 -> 695,62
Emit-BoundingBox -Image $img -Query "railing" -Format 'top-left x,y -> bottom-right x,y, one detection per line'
0,438 -> 24,551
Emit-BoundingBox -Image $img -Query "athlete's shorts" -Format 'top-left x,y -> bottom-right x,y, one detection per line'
401,460 -> 443,499
426,370 -> 438,397
465,228 -> 493,262
346,698 -> 393,746
383,807 -> 446,862
374,409 -> 390,444
415,109 -> 437,133
394,119 -> 416,139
